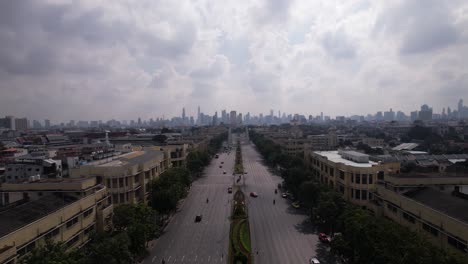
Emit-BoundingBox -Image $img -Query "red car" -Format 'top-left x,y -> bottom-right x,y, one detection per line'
319,233 -> 331,243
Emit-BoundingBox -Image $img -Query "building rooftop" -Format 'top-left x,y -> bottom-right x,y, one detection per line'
314,151 -> 378,168
404,188 -> 468,224
86,149 -> 164,167
392,143 -> 419,151
0,195 -> 76,238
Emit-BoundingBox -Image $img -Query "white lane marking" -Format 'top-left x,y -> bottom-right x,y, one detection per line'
181,256 -> 185,262
152,256 -> 156,263
208,256 -> 211,262
195,255 -> 198,261
168,256 -> 172,261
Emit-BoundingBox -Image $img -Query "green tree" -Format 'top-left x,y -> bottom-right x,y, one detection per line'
315,191 -> 345,233
298,181 -> 321,209
20,240 -> 83,264
84,233 -> 132,264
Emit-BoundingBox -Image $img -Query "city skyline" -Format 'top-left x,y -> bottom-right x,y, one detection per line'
1,1 -> 468,121
2,97 -> 468,126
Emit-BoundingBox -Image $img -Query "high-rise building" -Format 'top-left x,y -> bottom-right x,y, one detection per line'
230,110 -> 237,126
419,104 -> 433,121
32,120 -> 42,129
383,109 -> 395,121
197,106 -> 201,125
15,118 -> 28,131
0,116 -> 15,130
182,107 -> 186,120
44,119 -> 51,128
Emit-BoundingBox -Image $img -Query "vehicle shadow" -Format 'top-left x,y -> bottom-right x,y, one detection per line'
293,218 -> 316,235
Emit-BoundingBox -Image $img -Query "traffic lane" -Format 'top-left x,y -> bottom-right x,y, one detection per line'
143,150 -> 234,263
242,143 -> 318,264
146,185 -> 228,263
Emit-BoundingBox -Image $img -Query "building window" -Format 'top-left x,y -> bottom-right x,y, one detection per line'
402,212 -> 416,224
45,227 -> 60,239
330,168 -> 334,176
84,225 -> 95,235
66,217 -> 79,229
448,236 -> 467,251
355,174 -> 361,184
339,170 -> 345,180
361,190 -> 368,200
387,203 -> 397,214
378,171 -> 384,180
351,173 -> 354,183
355,190 -> 361,199
362,174 -> 367,184
422,223 -> 439,237
369,174 -> 373,184
83,208 -> 93,218
368,192 -> 373,200
66,235 -> 80,248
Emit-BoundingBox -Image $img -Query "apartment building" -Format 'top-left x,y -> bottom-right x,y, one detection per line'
373,169 -> 468,254
306,150 -> 400,207
70,149 -> 167,205
0,177 -> 112,264
308,149 -> 468,253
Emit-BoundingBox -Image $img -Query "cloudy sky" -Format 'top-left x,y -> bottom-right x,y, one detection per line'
1,0 -> 468,122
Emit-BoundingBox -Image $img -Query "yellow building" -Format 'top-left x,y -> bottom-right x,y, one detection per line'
307,149 -> 468,253
0,177 -> 112,264
306,150 -> 400,207
70,149 -> 166,205
374,172 -> 468,254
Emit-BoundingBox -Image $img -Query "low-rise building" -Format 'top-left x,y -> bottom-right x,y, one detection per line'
306,150 -> 400,207
373,171 -> 468,254
0,177 -> 112,263
70,149 -> 167,205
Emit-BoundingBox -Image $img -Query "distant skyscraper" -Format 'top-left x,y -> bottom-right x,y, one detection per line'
197,106 -> 201,124
138,117 -> 141,126
182,107 -> 186,120
230,110 -> 237,126
44,119 -> 50,128
419,104 -> 433,121
15,118 -> 28,131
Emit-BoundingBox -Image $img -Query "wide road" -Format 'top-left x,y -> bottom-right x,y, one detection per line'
240,138 -> 327,264
143,150 -> 234,264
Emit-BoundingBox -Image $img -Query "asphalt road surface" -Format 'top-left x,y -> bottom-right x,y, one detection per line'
143,150 -> 234,264
239,140 -> 323,264
144,135 -> 336,264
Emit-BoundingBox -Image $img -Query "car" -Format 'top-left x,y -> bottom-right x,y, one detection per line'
309,257 -> 320,264
318,233 -> 331,243
223,171 -> 226,174
195,214 -> 202,222
292,202 -> 300,209
221,161 -> 224,164
228,187 -> 233,193
277,183 -> 282,189
250,192 -> 258,197
281,193 -> 288,198
219,165 -> 222,168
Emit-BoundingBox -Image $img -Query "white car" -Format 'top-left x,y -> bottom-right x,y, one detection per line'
309,257 -> 320,264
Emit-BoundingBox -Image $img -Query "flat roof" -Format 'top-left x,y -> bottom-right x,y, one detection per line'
314,151 -> 377,168
87,149 -> 164,167
393,143 -> 419,151
405,188 -> 468,224
0,195 -> 76,238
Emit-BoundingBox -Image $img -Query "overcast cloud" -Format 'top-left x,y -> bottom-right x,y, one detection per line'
1,0 -> 468,122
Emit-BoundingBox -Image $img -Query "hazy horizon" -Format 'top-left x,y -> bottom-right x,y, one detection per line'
1,0 -> 468,121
